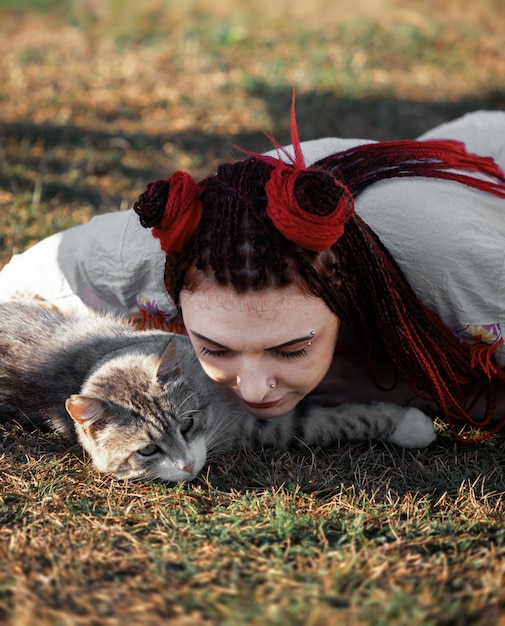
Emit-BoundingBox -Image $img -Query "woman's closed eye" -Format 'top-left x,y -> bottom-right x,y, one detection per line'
276,348 -> 308,359
200,346 -> 227,358
199,345 -> 308,359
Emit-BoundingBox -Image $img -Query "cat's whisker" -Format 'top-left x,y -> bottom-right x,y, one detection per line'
179,407 -> 205,420
206,437 -> 236,456
205,428 -> 231,452
176,391 -> 199,414
205,409 -> 243,452
204,419 -> 231,450
128,475 -> 146,484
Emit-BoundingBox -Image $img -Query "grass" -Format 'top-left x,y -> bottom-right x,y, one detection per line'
2,421 -> 505,625
1,0 -> 505,624
1,0 -> 505,264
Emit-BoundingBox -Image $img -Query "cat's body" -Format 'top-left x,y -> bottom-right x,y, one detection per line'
0,303 -> 436,482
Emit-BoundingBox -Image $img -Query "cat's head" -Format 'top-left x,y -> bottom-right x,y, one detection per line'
65,336 -> 215,482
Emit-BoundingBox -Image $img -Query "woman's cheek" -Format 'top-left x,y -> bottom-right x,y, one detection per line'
196,358 -> 230,385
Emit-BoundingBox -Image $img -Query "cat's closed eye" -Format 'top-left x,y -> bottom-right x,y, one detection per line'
137,443 -> 161,456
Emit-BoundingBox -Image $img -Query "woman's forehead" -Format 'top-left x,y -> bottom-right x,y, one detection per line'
180,281 -> 328,318
180,280 -> 339,351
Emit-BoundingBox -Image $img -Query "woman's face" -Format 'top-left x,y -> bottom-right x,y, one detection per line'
179,278 -> 340,419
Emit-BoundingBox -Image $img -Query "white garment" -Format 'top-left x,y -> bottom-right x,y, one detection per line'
361,111 -> 505,366
0,207 -> 174,320
1,111 -> 504,364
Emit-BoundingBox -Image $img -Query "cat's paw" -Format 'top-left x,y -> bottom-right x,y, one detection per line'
390,408 -> 436,448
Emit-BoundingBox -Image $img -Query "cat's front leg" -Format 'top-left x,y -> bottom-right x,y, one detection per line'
295,401 -> 436,449
388,406 -> 437,448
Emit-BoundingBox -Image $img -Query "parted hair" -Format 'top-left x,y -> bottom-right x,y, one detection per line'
134,137 -> 505,439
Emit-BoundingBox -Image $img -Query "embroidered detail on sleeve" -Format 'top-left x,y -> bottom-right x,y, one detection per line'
136,295 -> 185,333
454,323 -> 502,346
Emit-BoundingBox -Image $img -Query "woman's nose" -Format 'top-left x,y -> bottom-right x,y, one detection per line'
236,361 -> 273,402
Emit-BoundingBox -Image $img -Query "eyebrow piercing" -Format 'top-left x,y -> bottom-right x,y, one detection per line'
307,330 -> 315,346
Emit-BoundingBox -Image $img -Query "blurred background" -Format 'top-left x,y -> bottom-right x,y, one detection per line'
1,0 -> 504,265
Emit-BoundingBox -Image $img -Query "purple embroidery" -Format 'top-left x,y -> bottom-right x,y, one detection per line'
454,323 -> 502,346
136,295 -> 178,322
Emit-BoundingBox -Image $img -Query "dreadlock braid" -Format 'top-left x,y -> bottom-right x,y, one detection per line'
334,217 -> 475,403
315,142 -> 505,439
164,158 -> 297,296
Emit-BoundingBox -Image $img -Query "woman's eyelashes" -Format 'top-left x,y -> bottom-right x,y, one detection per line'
199,346 -> 227,357
199,345 -> 309,359
277,348 -> 308,359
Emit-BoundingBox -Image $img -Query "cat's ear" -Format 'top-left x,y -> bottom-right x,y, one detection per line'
66,394 -> 109,432
155,338 -> 182,382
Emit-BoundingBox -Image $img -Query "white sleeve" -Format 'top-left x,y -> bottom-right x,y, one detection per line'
0,226 -> 92,313
0,209 -> 176,319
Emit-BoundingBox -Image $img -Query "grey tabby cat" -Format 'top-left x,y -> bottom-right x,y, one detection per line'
0,302 -> 436,482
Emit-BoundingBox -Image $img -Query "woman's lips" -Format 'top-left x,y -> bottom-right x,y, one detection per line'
243,399 -> 281,409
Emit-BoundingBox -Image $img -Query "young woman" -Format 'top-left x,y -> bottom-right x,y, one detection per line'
1,110 -> 505,440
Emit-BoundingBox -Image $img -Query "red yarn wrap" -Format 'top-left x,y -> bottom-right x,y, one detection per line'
152,171 -> 203,256
258,92 -> 355,250
265,168 -> 354,251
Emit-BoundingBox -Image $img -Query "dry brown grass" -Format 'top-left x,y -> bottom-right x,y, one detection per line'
2,420 -> 505,625
1,0 -> 505,264
1,1 -> 505,624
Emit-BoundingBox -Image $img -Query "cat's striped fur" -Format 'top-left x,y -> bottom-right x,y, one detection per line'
0,303 -> 435,482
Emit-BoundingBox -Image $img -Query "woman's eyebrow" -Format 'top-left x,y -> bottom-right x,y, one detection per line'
273,335 -> 314,349
190,331 -> 228,349
190,330 -> 314,350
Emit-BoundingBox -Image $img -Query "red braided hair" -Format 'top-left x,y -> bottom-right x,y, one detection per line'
311,132 -> 505,441
135,171 -> 202,256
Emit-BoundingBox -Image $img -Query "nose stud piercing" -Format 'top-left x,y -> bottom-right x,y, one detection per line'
269,383 -> 276,389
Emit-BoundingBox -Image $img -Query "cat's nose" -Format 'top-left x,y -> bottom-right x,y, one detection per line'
177,460 -> 195,474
